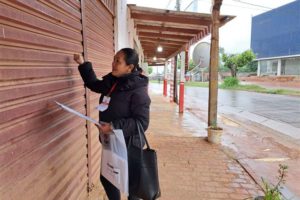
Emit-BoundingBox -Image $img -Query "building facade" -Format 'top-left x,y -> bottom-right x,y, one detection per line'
0,0 -> 145,199
251,0 -> 300,76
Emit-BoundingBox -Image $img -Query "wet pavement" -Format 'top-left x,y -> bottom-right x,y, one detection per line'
145,93 -> 263,200
89,83 -> 299,200
219,114 -> 300,199
150,83 -> 300,139
149,83 -> 300,199
90,87 -> 264,200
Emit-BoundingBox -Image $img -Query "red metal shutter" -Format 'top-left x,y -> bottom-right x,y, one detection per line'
0,1 -> 88,199
81,0 -> 115,188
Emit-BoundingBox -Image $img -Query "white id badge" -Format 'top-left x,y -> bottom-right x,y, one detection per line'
96,96 -> 111,111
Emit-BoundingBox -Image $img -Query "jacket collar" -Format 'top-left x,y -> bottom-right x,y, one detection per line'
116,71 -> 148,91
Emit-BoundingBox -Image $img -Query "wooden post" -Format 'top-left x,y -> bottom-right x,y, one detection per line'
174,55 -> 178,103
185,49 -> 189,75
208,0 -> 222,126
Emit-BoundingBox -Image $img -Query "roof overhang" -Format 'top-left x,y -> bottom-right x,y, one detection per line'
128,4 -> 234,65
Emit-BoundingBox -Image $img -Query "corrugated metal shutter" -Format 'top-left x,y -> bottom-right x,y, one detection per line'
0,0 -> 116,199
81,0 -> 115,188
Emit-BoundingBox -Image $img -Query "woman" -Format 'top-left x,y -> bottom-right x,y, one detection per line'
74,48 -> 150,200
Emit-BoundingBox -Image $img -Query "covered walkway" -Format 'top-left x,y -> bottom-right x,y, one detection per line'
88,89 -> 263,200
128,4 -> 233,65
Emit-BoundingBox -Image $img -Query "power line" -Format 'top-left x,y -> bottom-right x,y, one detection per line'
232,0 -> 272,10
168,0 -> 273,12
183,0 -> 194,11
196,0 -> 271,11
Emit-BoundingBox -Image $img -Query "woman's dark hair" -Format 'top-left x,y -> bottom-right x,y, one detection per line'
120,48 -> 143,73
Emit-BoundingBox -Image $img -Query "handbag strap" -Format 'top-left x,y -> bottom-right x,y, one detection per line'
136,120 -> 150,149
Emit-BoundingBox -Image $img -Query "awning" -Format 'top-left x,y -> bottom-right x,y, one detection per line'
128,4 -> 234,66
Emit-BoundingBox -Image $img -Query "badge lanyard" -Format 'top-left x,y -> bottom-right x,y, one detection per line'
96,82 -> 118,111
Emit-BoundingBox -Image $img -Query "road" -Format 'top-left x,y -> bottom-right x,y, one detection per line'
149,83 -> 300,139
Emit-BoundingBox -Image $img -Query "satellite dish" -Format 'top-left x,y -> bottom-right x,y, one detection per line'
192,42 -> 210,68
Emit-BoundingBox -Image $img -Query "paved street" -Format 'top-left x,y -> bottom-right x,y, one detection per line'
150,83 -> 300,140
187,87 -> 300,127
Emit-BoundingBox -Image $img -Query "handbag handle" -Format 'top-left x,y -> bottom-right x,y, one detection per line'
136,120 -> 150,149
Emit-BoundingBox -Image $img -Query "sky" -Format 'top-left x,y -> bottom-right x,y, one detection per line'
127,0 -> 295,54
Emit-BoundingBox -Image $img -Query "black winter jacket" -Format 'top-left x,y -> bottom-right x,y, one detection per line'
78,62 -> 151,145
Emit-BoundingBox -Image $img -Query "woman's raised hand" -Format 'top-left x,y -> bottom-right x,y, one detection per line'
73,53 -> 84,65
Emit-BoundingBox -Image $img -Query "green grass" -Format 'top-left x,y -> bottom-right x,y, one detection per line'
184,82 -> 209,87
149,80 -> 162,83
219,84 -> 300,96
150,80 -> 300,96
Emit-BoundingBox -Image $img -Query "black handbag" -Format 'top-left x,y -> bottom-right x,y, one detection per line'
127,121 -> 161,200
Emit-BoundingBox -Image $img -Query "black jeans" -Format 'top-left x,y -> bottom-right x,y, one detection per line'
100,175 -> 140,200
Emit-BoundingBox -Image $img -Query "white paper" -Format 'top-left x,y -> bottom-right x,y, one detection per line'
56,101 -> 128,195
55,101 -> 101,125
100,129 -> 129,196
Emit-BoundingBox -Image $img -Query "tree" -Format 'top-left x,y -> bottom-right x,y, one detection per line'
148,66 -> 153,75
247,61 -> 258,72
219,47 -> 225,55
177,57 -> 181,69
188,59 -> 196,71
222,50 -> 255,77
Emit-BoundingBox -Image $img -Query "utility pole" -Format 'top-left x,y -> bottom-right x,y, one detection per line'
193,0 -> 198,12
176,0 -> 181,11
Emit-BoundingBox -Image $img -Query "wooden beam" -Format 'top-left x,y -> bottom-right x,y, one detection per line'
208,0 -> 222,127
219,16 -> 235,26
144,53 -> 171,58
142,44 -> 178,48
131,13 -> 211,26
144,52 -> 173,57
138,32 -> 192,40
141,39 -> 184,46
143,50 -> 177,55
135,20 -> 208,30
137,29 -> 197,37
166,28 -> 210,60
146,60 -> 166,63
142,44 -> 181,50
145,57 -> 166,60
137,24 -> 201,35
142,45 -> 178,50
147,63 -> 165,66
139,36 -> 189,43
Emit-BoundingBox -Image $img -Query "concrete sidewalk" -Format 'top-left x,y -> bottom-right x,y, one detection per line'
184,96 -> 300,199
90,92 -> 264,200
145,94 -> 263,200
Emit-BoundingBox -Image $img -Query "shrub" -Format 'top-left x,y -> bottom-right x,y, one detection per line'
222,77 -> 239,87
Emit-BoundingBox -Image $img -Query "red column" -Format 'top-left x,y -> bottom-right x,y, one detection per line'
163,79 -> 167,96
179,50 -> 187,113
179,82 -> 184,113
169,58 -> 175,102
